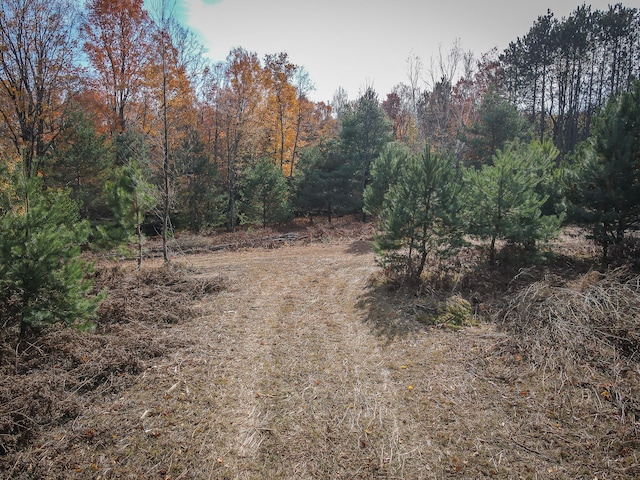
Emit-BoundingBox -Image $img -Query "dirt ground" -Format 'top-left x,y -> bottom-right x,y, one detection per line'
1,221 -> 639,479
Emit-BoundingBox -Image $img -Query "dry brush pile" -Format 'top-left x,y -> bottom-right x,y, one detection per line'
500,269 -> 640,422
475,268 -> 640,478
0,262 -> 225,465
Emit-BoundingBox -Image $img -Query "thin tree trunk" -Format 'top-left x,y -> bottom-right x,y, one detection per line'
490,236 -> 497,269
161,20 -> 170,264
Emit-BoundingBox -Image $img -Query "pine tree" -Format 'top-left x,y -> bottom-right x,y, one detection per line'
174,128 -> 227,233
462,88 -> 530,167
44,104 -> 114,220
0,175 -> 104,338
294,140 -> 357,223
339,88 -> 393,220
239,159 -> 290,228
363,142 -> 411,217
370,146 -> 463,281
105,161 -> 157,268
568,80 -> 640,259
464,140 -> 563,266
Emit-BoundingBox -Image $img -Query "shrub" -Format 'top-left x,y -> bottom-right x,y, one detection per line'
464,140 -> 564,266
368,146 -> 463,281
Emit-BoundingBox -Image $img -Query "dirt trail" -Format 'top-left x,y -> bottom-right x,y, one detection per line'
121,242 -> 501,479
16,242 -> 533,479
182,243 -> 431,478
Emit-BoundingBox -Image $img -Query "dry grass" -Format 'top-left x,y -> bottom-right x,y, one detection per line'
1,220 -> 639,478
0,262 -> 224,470
486,269 -> 640,478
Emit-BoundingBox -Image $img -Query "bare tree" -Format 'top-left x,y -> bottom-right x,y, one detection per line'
289,66 -> 315,179
406,50 -> 423,115
0,0 -> 79,176
426,39 -> 467,91
331,87 -> 349,119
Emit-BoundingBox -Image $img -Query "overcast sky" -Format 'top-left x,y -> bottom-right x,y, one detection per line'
173,0 -> 640,103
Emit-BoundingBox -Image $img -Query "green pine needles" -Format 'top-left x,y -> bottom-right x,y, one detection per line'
568,80 -> 640,260
239,159 -> 291,228
464,140 -> 564,266
0,175 -> 105,338
367,140 -> 565,281
365,145 -> 463,281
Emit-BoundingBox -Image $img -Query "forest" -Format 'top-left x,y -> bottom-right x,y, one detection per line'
2,0 -> 640,477
0,0 -> 639,338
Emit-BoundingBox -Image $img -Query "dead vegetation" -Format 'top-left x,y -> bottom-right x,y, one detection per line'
96,262 -> 225,325
1,217 -> 639,478
147,216 -> 376,257
0,262 -> 225,465
485,268 -> 640,478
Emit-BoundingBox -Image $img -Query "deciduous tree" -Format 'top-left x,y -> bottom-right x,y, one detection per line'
83,0 -> 154,134
264,52 -> 297,176
0,0 -> 80,176
218,47 -> 265,231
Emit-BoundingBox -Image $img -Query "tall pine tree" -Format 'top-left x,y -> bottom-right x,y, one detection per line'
568,81 -> 640,259
294,140 -> 357,223
339,88 -> 393,221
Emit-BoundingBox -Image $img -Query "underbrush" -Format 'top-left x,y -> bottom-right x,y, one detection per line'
368,232 -> 640,477
3,221 -> 640,478
499,268 -> 640,422
0,263 -> 225,461
97,263 -> 225,325
148,214 -> 376,256
474,268 -> 640,477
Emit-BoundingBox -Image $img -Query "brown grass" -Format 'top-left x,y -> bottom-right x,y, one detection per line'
0,262 -> 224,467
1,218 -> 638,479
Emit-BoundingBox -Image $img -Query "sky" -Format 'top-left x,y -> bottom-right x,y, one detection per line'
171,0 -> 640,103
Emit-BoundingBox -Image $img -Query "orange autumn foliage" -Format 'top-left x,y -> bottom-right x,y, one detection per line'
83,0 -> 155,134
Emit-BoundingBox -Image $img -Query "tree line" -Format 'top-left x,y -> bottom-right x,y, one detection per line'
501,4 -> 640,153
1,0 -> 639,336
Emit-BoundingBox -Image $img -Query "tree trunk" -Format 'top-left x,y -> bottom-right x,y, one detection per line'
489,236 -> 497,269
136,208 -> 143,270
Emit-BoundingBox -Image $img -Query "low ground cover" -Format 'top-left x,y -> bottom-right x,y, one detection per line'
1,218 -> 638,478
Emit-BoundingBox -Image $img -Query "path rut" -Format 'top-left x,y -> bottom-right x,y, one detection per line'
186,245 -> 423,478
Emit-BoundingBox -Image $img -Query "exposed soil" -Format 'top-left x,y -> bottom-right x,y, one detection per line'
1,219 -> 639,479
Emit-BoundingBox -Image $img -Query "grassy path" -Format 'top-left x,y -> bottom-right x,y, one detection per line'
15,241 -> 575,479
142,242 -> 499,479
185,245 -> 430,478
